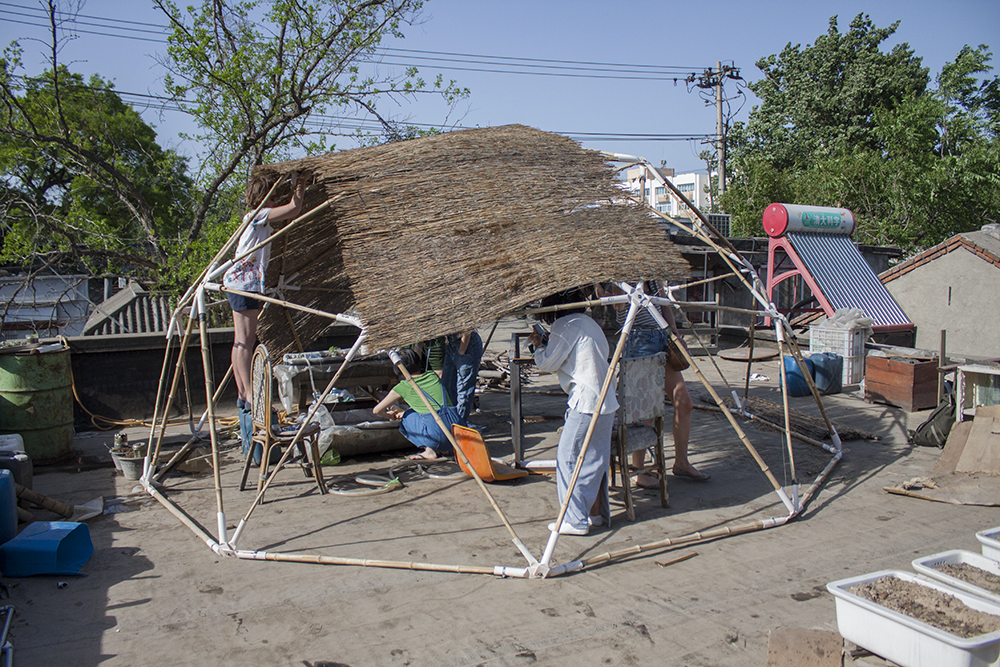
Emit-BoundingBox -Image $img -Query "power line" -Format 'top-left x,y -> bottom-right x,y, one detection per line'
0,5 -> 709,81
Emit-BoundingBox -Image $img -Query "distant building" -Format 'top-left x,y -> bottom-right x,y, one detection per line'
880,224 -> 1000,359
623,166 -> 713,224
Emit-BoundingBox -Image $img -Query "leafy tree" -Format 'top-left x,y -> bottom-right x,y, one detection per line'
0,56 -> 194,277
722,14 -> 999,251
1,0 -> 467,296
154,0 -> 468,252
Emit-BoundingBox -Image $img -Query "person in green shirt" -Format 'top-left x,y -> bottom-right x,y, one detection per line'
373,348 -> 465,460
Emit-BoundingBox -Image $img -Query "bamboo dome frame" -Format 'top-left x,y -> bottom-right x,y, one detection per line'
135,126 -> 842,579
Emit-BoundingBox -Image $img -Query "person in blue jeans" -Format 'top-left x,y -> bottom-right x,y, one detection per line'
373,348 -> 462,460
529,288 -> 617,536
441,330 -> 483,421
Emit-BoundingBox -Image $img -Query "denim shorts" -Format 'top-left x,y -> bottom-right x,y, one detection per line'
624,327 -> 668,359
226,291 -> 262,312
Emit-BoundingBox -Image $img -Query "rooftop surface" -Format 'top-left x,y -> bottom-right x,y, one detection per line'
8,320 -> 998,666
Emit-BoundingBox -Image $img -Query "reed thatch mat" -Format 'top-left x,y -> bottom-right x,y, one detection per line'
695,395 -> 880,443
252,124 -> 690,356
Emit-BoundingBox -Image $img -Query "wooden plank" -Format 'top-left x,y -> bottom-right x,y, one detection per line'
933,421 -> 973,473
955,405 -> 1000,474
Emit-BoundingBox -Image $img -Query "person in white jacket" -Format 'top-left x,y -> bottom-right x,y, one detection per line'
528,288 -> 618,536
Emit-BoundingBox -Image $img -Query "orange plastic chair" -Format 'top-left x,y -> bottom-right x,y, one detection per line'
451,424 -> 528,483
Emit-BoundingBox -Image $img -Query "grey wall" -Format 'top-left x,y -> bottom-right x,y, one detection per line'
64,326 -> 361,424
885,247 -> 1000,359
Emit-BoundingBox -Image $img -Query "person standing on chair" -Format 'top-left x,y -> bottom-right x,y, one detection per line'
224,169 -> 311,460
528,288 -> 618,536
595,281 -> 709,485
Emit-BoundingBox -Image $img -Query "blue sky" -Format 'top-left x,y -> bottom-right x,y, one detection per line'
2,0 -> 998,173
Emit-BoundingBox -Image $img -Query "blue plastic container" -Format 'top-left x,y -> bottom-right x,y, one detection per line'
810,352 -> 844,395
0,521 -> 93,576
0,470 -> 15,546
780,356 -> 815,397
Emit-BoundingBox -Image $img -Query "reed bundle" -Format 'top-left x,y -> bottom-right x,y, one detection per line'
253,124 -> 689,355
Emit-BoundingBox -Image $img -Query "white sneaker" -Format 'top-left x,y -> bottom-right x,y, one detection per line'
588,515 -> 605,527
547,521 -> 589,536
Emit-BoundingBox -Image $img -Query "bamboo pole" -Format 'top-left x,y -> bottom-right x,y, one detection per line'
581,515 -> 791,569
145,480 -> 221,550
694,403 -> 836,451
776,324 -> 797,483
743,318 -> 757,403
145,308 -> 183,462
782,329 -> 841,447
16,484 -> 72,518
248,550 -> 496,575
391,351 -> 538,567
540,297 -> 636,569
148,312 -> 198,472
218,287 -> 363,325
668,330 -> 788,501
194,287 -> 227,543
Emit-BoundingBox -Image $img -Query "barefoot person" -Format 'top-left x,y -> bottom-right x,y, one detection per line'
595,281 -> 708,486
373,348 -> 465,460
224,169 -> 311,462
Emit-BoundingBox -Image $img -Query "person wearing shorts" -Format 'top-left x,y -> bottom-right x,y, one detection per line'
223,169 -> 311,460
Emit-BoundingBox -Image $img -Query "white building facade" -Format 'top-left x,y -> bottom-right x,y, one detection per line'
624,166 -> 713,223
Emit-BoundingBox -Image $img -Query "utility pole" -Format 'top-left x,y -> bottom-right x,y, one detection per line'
695,63 -> 741,208
716,61 -> 725,200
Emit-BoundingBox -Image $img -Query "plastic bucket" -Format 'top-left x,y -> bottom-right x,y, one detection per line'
0,521 -> 94,576
118,456 -> 144,480
0,470 -> 16,547
810,352 -> 844,395
0,345 -> 75,464
779,355 -> 815,397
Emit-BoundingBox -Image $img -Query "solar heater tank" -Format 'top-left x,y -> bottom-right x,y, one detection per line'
762,203 -> 855,237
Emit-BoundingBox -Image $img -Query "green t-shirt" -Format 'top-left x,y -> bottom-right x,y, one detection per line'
393,371 -> 451,413
424,337 -> 446,372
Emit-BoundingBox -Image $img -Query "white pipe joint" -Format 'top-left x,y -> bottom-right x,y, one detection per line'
217,511 -> 228,546
206,261 -> 232,283
548,561 -> 584,577
493,566 -> 529,578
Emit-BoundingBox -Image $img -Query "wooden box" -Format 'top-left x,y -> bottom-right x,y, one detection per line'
864,356 -> 938,412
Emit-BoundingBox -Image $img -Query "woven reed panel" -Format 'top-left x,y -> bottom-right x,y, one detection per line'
252,125 -> 690,355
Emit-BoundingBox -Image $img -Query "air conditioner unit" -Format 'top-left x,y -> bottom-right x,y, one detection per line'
707,213 -> 731,237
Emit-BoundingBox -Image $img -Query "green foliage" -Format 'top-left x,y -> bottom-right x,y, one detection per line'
1,0 -> 468,303
0,56 -> 195,278
723,14 -> 999,252
154,0 -> 469,247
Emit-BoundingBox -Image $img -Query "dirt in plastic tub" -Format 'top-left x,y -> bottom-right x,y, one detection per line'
936,562 -> 1000,595
850,576 -> 1000,638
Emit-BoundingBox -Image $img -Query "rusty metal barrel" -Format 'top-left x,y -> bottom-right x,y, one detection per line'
0,343 -> 75,464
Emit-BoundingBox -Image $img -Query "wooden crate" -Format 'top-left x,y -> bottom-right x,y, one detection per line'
864,356 -> 938,412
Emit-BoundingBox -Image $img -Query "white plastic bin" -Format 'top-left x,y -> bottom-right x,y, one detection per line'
827,569 -> 1000,667
979,527 -> 1000,562
809,325 -> 866,384
913,550 -> 1000,605
0,434 -> 25,454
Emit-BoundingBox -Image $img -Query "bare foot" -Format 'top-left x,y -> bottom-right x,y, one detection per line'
635,472 -> 659,489
407,448 -> 440,461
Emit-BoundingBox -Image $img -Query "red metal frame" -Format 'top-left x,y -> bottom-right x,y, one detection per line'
764,235 -> 835,325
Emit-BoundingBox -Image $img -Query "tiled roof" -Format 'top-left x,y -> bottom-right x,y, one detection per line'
880,229 -> 1000,284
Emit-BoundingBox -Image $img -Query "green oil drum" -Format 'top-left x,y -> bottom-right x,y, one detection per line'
0,345 -> 75,464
